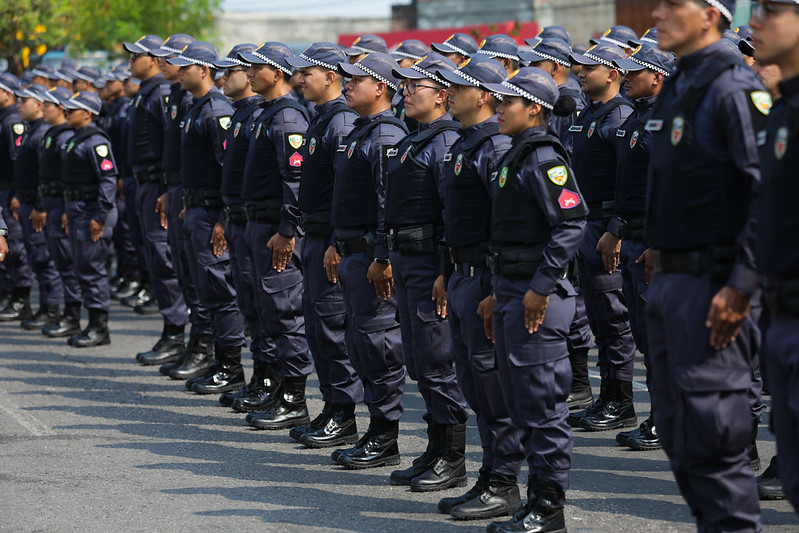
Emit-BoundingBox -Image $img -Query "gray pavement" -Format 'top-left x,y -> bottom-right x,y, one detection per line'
1,300 -> 797,532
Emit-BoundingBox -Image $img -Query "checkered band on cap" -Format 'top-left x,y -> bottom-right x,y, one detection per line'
176,54 -> 215,68
442,41 -> 471,56
160,44 -> 183,54
476,49 -> 518,61
531,49 -> 571,68
252,51 -> 293,75
223,55 -> 249,66
628,56 -> 670,76
599,36 -> 632,50
394,50 -> 424,60
499,81 -> 553,110
354,60 -> 398,91
410,64 -> 449,87
641,36 -> 658,45
584,51 -> 626,73
300,53 -> 337,71
705,0 -> 734,22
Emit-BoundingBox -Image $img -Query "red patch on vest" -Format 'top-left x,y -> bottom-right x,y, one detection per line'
289,152 -> 303,167
100,159 -> 114,171
558,189 -> 580,210
15,136 -> 22,147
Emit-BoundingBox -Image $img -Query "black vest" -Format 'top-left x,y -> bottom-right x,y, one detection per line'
63,126 -> 111,186
241,98 -> 309,202
14,118 -> 46,192
331,115 -> 408,229
163,85 -> 188,173
614,105 -> 653,218
127,76 -> 168,167
385,120 -> 459,228
491,135 -> 569,247
443,123 -> 501,248
40,123 -> 72,184
571,95 -> 633,206
181,91 -> 229,191
646,54 -> 752,251
220,97 -> 263,198
298,101 -> 356,216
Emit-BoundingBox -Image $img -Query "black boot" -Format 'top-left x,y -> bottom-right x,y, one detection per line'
336,419 -> 401,470
0,289 -> 10,311
579,379 -> 637,431
68,308 -> 110,348
410,423 -> 468,492
112,276 -> 142,300
190,345 -> 245,394
133,297 -> 160,315
568,376 -> 609,428
160,333 -> 196,376
290,402 -> 333,441
438,465 -> 491,514
489,481 -> 566,533
625,417 -> 661,451
450,472 -> 522,520
0,286 -> 33,322
390,414 -> 436,485
169,333 -> 214,380
137,324 -> 185,366
21,303 -> 60,330
747,436 -> 761,472
120,285 -> 152,308
42,301 -> 81,338
246,377 -> 310,430
566,348 -> 592,411
300,403 -> 359,448
757,456 -> 785,500
232,362 -> 281,413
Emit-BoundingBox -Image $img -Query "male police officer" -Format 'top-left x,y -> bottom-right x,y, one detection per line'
645,0 -> 770,529
330,53 -> 409,469
61,91 -> 118,347
343,34 -> 389,64
476,35 -> 520,75
285,42 -> 364,447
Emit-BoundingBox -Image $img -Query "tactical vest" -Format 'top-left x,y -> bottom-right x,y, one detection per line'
63,126 -> 111,186
384,119 -> 459,228
181,91 -> 230,191
241,98 -> 309,202
220,97 -> 263,198
14,118 -> 46,191
163,85 -> 188,173
0,110 -> 21,187
127,77 -> 168,166
646,54 -> 753,251
571,95 -> 633,206
614,107 -> 652,218
443,123 -> 501,248
298,102 -> 356,216
40,123 -> 72,184
331,115 -> 408,228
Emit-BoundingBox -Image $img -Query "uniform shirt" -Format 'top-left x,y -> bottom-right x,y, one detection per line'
500,125 -> 587,295
100,95 -> 131,177
13,117 -> 47,194
550,77 -> 587,155
220,94 -> 264,200
63,125 -> 118,225
127,73 -> 169,171
459,115 -> 512,194
180,87 -> 233,193
0,105 -> 25,187
0,205 -> 6,231
163,82 -> 194,174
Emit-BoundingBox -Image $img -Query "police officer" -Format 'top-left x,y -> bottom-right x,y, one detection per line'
389,39 -> 429,131
343,34 -> 389,64
12,84 -> 63,330
236,43 -> 312,429
284,42 -> 364,447
645,0 -> 769,529
72,67 -> 102,94
61,91 -> 118,347
566,44 -> 637,432
750,0 -> 799,513
38,87 -> 82,338
212,44 -> 274,409
430,33 -> 478,67
524,25 -> 573,49
163,42 -> 246,396
480,67 -> 587,533
0,205 -> 7,261
476,34 -> 520,75
605,46 -> 675,451
0,73 -> 34,322
124,35 -> 190,354
385,53 -> 470,492
434,54 -> 525,520
329,53 -> 408,468
590,26 -> 638,58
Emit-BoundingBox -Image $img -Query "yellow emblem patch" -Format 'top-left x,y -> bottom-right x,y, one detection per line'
218,117 -> 231,130
751,91 -> 772,116
547,166 -> 568,186
12,123 -> 24,135
288,134 -> 303,149
94,144 -> 109,158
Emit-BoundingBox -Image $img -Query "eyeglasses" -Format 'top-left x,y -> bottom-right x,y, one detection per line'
129,53 -> 146,61
224,67 -> 248,77
751,0 -> 799,19
403,82 -> 443,95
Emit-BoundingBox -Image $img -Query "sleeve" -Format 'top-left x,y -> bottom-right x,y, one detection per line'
370,124 -> 407,260
208,110 -> 232,166
0,205 -> 6,231
524,156 -> 588,295
270,109 -> 309,238
89,137 -> 119,225
7,119 -> 25,162
605,105 -> 633,159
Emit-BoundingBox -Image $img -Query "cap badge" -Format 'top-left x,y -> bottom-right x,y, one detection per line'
775,127 -> 789,161
630,131 -> 639,149
547,166 -> 568,186
671,116 -> 684,146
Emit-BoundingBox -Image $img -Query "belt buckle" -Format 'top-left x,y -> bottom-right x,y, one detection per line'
386,232 -> 397,251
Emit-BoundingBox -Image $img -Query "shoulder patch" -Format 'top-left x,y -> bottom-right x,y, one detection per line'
538,160 -> 587,221
546,165 -> 568,186
750,91 -> 772,116
285,132 -> 305,168
92,141 -> 116,176
287,133 -> 303,149
218,117 -> 231,130
95,144 -> 109,158
12,123 -> 25,136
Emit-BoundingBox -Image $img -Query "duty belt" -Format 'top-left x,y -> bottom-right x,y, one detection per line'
486,245 -> 547,278
223,203 -> 247,224
587,201 -> 616,222
449,244 -> 486,266
163,171 -> 182,186
63,185 -> 98,202
245,198 -> 282,223
335,231 -> 375,257
183,189 -> 222,210
618,215 -> 645,242
301,211 -> 333,237
132,164 -> 162,186
651,246 -> 736,280
18,188 -> 38,205
386,224 -> 442,254
39,182 -> 63,198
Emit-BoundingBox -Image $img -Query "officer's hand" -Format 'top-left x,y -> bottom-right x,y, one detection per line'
267,233 -> 295,272
523,290 -> 549,334
0,236 -> 8,263
432,274 -> 447,318
706,286 -> 751,350
179,208 -> 185,221
635,248 -> 653,284
367,261 -> 393,300
211,222 -> 227,257
61,213 -> 68,236
324,246 -> 341,283
9,196 -> 19,221
90,219 -> 104,243
155,193 -> 168,229
596,232 -> 621,274
30,210 -> 46,232
477,294 -> 496,342
117,178 -> 124,199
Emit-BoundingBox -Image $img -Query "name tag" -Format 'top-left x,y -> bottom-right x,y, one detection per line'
490,171 -> 498,180
337,144 -> 347,152
757,130 -> 767,147
569,125 -> 583,133
645,119 -> 664,132
386,148 -> 399,157
179,121 -> 185,128
443,153 -> 452,162
616,130 -> 626,137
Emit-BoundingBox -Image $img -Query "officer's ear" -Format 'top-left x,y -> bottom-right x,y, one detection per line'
652,71 -> 665,89
527,101 -> 542,119
324,69 -> 339,87
607,68 -> 621,85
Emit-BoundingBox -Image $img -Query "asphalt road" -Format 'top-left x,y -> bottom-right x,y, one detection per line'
1,300 -> 797,532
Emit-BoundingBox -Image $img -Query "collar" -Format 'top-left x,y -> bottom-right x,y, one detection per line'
233,94 -> 264,110
262,92 -> 295,108
458,114 -> 498,137
139,73 -> 166,89
27,117 -> 46,130
635,94 -> 658,113
354,108 -> 395,128
676,40 -> 728,74
314,94 -> 347,116
777,74 -> 799,100
511,124 -> 548,146
417,113 -> 453,132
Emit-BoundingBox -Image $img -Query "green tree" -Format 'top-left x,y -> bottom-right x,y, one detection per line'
0,0 -> 67,75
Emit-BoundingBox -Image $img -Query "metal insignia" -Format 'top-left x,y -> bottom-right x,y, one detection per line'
775,127 -> 789,160
587,121 -> 596,138
386,148 -> 399,157
616,129 -> 626,137
671,117 -> 684,146
309,137 -> 317,155
95,144 -> 109,158
12,123 -> 24,135
569,125 -> 583,133
454,154 -> 463,176
443,153 -> 452,162
499,167 -> 508,188
547,166 -> 568,186
288,134 -> 303,149
645,119 -> 664,132
630,131 -> 640,149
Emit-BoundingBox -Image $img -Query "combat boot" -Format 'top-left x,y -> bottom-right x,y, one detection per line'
136,324 -> 185,365
566,347 -> 593,410
300,403 -> 359,448
112,276 -> 141,300
336,419 -> 400,469
0,286 -> 33,322
191,345 -> 245,394
68,308 -> 110,347
133,297 -> 159,315
410,423 -> 468,492
21,303 -> 60,330
450,472 -> 522,520
757,456 -> 785,500
290,403 -> 333,441
246,377 -> 310,430
169,333 -> 214,380
438,465 -> 491,514
121,285 -> 152,308
42,301 -> 81,338
579,379 -> 637,431
625,417 -> 661,451
231,361 -> 281,412
568,377 -> 609,428
390,413 -> 436,485
489,481 -> 566,533
160,332 -> 197,376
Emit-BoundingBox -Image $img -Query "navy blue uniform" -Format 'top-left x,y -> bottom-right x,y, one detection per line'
62,125 -> 118,312
490,126 -> 586,493
297,95 -> 362,405
14,116 -> 62,309
550,78 -> 587,155
181,89 -> 244,350
443,116 -> 524,477
331,109 -> 408,422
645,41 -> 767,532
757,73 -> 799,513
127,74 -> 187,326
241,93 -> 311,379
